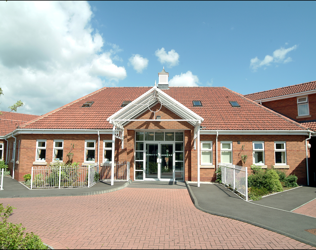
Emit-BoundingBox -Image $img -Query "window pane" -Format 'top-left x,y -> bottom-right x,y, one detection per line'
55,142 -> 63,148
87,142 -> 94,148
136,152 -> 143,160
276,143 -> 284,150
298,104 -> 309,116
175,132 -> 183,141
175,143 -> 183,151
135,171 -> 143,180
135,161 -> 143,170
86,150 -> 95,161
176,152 -> 183,161
0,150 -> 2,159
105,142 -> 112,148
165,132 -> 174,141
202,143 -> 211,150
54,149 -> 63,161
136,132 -> 144,141
38,141 -> 45,147
155,132 -> 164,141
37,149 -> 46,160
254,152 -> 263,164
254,143 -> 263,150
145,132 -> 154,141
275,152 -> 286,164
175,171 -> 184,180
202,151 -> 212,164
221,151 -> 232,163
222,143 -> 231,150
175,162 -> 184,171
104,150 -> 112,162
0,144 -> 3,148
136,142 -> 143,151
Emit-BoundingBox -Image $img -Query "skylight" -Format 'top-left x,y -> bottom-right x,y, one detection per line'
121,101 -> 131,107
82,101 -> 94,107
193,100 -> 202,107
229,101 -> 240,107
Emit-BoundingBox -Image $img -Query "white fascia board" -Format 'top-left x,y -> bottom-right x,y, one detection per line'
107,87 -> 156,122
252,89 -> 316,103
200,130 -> 311,136
7,129 -> 112,137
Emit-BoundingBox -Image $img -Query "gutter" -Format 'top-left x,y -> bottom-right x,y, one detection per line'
200,130 -> 311,136
216,130 -> 218,171
305,132 -> 312,186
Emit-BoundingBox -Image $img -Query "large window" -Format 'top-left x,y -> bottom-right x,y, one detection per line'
297,96 -> 309,116
253,142 -> 264,165
0,143 -> 3,161
53,140 -> 63,161
221,142 -> 232,164
85,140 -> 96,163
275,142 -> 286,165
103,140 -> 113,163
36,140 -> 46,162
201,141 -> 212,165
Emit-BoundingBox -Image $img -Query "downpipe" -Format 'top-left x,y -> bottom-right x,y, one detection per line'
11,133 -> 17,179
305,131 -> 312,186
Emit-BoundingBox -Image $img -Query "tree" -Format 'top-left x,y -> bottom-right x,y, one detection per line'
0,87 -> 24,114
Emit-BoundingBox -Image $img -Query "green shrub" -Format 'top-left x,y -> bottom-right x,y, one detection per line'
275,169 -> 286,183
215,167 -> 221,183
285,175 -> 298,187
249,187 -> 269,197
23,174 -> 31,182
263,169 -> 283,192
33,174 -> 44,187
248,166 -> 265,188
0,204 -> 48,249
94,172 -> 100,182
0,161 -> 8,169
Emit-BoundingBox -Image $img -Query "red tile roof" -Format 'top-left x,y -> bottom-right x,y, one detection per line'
245,81 -> 316,101
0,111 -> 39,136
19,87 -> 308,131
300,121 -> 316,132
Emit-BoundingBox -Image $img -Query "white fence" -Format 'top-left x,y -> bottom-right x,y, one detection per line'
100,161 -> 130,182
219,163 -> 248,201
30,165 -> 97,189
0,169 -> 3,190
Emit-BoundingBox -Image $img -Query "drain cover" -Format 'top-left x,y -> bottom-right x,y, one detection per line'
305,229 -> 316,236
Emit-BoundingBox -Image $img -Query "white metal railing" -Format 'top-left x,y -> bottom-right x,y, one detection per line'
30,165 -> 97,189
0,169 -> 4,190
219,163 -> 248,201
100,161 -> 130,182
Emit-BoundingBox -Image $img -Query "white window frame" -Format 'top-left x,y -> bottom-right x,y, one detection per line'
221,141 -> 232,164
85,140 -> 96,163
53,140 -> 64,162
35,140 -> 47,162
0,143 -> 3,161
103,140 -> 113,163
201,141 -> 213,165
274,142 -> 286,165
297,96 -> 309,116
253,141 -> 265,165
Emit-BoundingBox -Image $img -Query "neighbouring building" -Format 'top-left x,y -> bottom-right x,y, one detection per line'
245,81 -> 316,186
2,70 -> 314,185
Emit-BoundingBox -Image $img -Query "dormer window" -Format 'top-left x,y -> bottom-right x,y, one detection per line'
297,96 -> 309,116
229,101 -> 240,107
193,100 -> 202,107
121,101 -> 131,107
82,101 -> 94,107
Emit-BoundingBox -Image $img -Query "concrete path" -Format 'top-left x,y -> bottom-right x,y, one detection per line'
187,182 -> 316,248
0,176 -> 129,198
2,187 -> 314,249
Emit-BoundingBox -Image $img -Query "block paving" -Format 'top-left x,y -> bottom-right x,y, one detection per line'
2,188 -> 315,249
293,199 -> 316,218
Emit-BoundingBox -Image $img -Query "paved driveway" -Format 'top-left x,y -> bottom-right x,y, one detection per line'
2,187 -> 314,249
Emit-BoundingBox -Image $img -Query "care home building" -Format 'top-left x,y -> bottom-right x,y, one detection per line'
2,70 -> 314,186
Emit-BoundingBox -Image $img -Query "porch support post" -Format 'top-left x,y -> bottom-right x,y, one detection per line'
197,124 -> 201,187
111,126 -> 115,186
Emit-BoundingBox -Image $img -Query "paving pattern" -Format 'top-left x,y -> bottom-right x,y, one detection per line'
293,199 -> 316,218
2,188 -> 314,249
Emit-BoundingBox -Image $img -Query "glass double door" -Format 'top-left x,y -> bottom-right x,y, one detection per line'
145,143 -> 174,180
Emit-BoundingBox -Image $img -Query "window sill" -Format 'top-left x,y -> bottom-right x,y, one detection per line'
200,165 -> 215,169
254,164 -> 267,168
273,165 -> 290,169
101,162 -> 112,166
296,115 -> 311,119
82,163 -> 96,167
33,161 -> 47,166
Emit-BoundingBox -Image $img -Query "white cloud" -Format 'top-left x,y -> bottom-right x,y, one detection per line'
0,1 -> 126,115
129,54 -> 149,73
155,48 -> 179,67
250,45 -> 297,71
169,71 -> 199,87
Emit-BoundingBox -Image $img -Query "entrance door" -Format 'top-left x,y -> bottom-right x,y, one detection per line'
144,142 -> 174,181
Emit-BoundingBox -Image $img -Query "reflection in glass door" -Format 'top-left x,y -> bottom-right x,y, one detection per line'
160,144 -> 173,179
145,144 -> 158,179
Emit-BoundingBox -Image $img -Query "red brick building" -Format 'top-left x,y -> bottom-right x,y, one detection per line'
245,81 -> 316,186
2,70 -> 313,185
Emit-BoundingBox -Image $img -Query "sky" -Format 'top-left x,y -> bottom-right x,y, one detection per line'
0,1 -> 315,116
